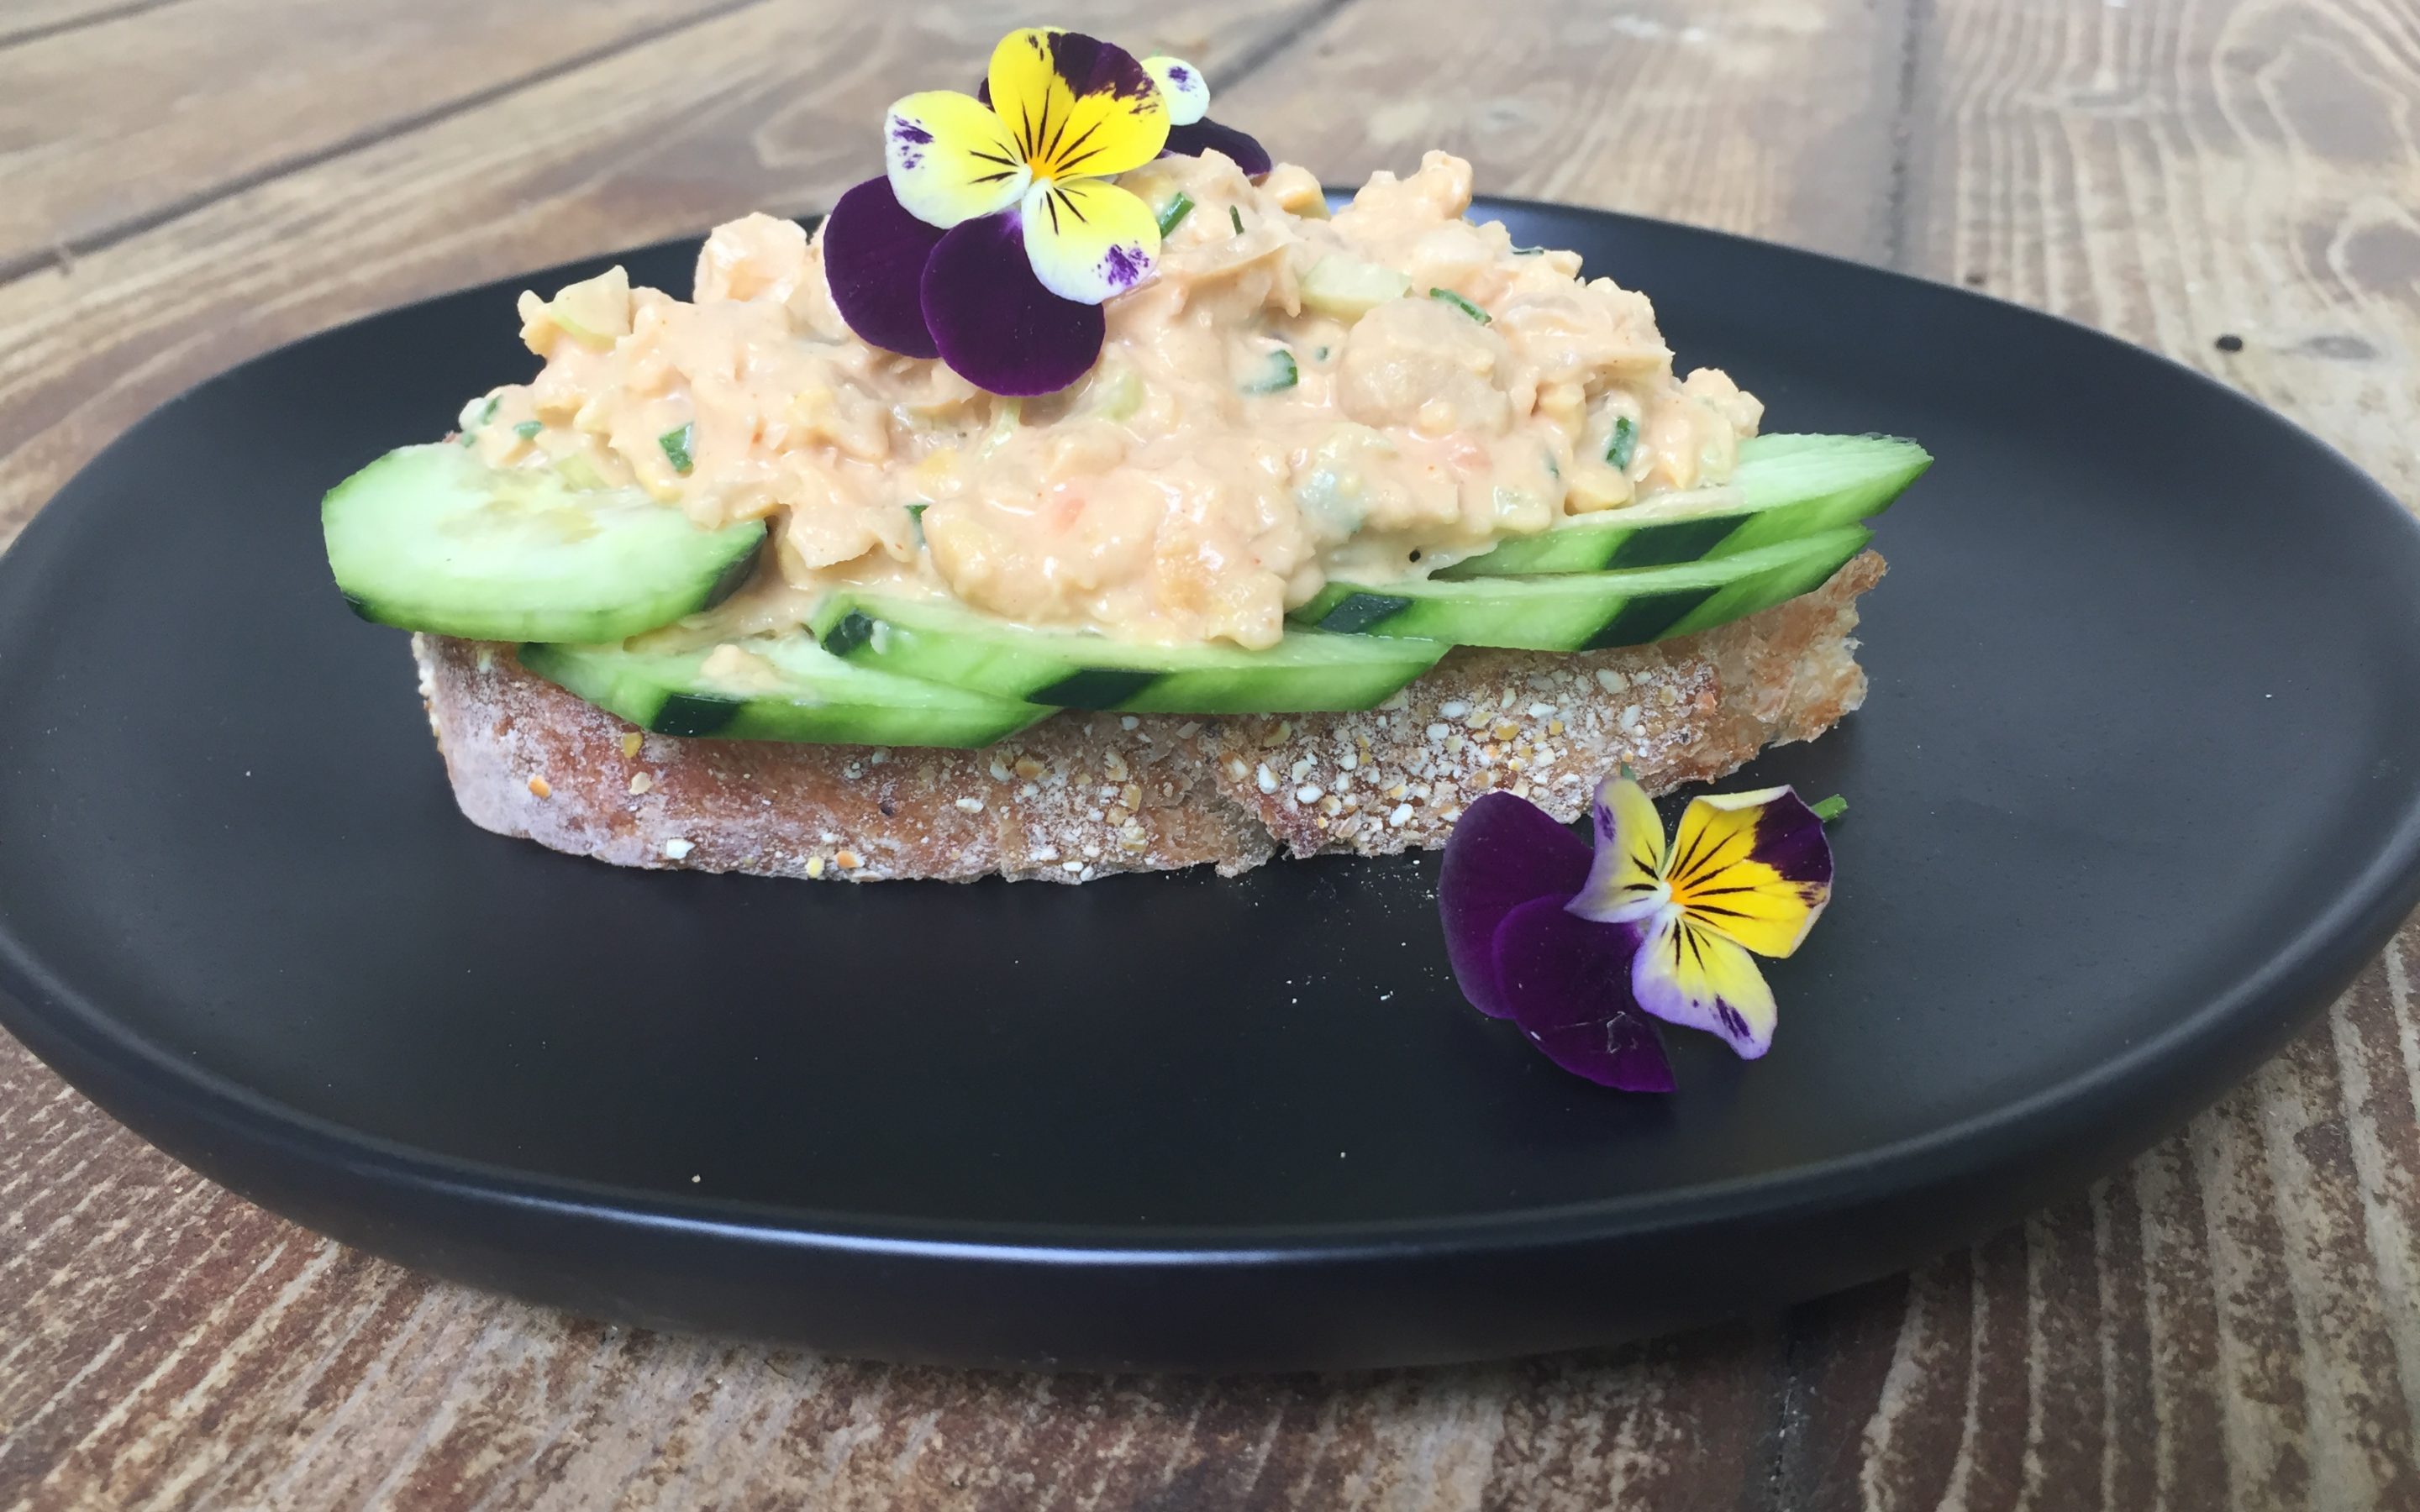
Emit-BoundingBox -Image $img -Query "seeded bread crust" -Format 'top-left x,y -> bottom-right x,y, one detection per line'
413,551 -> 1883,883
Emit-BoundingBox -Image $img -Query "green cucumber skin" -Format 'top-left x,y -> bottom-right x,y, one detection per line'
1297,528 -> 1873,651
1439,433 -> 1927,579
1655,527 -> 1873,638
324,444 -> 766,643
808,596 -> 1448,714
1106,658 -> 1437,715
516,638 -> 1051,748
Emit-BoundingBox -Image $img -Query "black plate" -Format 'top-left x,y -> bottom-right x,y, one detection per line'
4,199 -> 2418,1373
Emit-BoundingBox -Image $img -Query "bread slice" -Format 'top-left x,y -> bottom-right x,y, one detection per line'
412,551 -> 1883,883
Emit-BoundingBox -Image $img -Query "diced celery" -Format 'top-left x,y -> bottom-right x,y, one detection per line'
1300,256 -> 1412,322
544,266 -> 633,349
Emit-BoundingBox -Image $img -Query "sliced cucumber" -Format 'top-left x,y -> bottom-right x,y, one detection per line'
1439,433 -> 1928,579
324,444 -> 765,643
808,592 -> 1448,713
1294,527 -> 1872,651
518,632 -> 1050,747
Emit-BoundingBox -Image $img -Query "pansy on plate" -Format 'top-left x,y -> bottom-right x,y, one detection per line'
1439,774 -> 1838,1090
823,28 -> 1265,396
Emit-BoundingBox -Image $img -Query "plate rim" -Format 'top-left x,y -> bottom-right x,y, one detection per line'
4,198 -> 2418,1301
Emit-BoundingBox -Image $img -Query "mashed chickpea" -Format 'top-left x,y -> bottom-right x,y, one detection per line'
472,151 -> 1760,649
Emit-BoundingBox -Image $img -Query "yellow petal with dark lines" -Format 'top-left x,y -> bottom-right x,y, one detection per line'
1020,177 -> 1160,304
1567,774 -> 1670,924
884,90 -> 1029,229
1629,910 -> 1779,1057
987,27 -> 1169,183
1664,788 -> 1833,958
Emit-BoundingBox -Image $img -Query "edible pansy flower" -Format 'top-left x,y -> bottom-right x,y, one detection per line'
975,53 -> 1270,177
1439,775 -> 1834,1089
1141,54 -> 1271,177
823,28 -> 1170,396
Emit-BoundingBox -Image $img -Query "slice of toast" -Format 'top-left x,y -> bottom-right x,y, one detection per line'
412,552 -> 1883,883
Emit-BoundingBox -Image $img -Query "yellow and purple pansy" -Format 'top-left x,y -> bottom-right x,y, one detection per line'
1439,774 -> 1836,1089
1143,54 -> 1271,176
822,29 -> 1181,395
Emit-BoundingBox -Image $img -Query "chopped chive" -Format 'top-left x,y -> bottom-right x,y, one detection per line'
1605,415 -> 1637,470
1241,349 -> 1298,394
513,420 -> 543,441
1229,205 -> 1244,235
1429,287 -> 1491,323
1809,794 -> 1849,823
478,396 -> 501,424
1512,244 -> 1545,256
1156,192 -> 1195,237
659,422 -> 697,475
905,501 -> 929,545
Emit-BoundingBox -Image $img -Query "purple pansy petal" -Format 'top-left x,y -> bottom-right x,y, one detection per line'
919,209 -> 1105,396
1164,118 -> 1272,177
1491,896 -> 1674,1092
822,176 -> 944,360
1437,791 -> 1591,1019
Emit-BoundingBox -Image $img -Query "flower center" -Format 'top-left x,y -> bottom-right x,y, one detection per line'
1007,99 -> 1108,186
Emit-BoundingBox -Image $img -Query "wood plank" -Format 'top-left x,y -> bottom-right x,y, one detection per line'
5,0 -> 2420,1507
1799,0 -> 2420,1506
0,0 -> 193,51
1222,0 -> 1914,262
1900,0 -> 2420,502
0,0 -> 1330,538
0,3 -> 1905,1506
0,1058 -> 1794,1511
0,0 -> 747,279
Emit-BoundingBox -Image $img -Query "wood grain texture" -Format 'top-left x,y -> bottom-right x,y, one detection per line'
0,0 -> 192,51
0,0 -> 755,278
3,0 -> 2419,1507
0,0 -> 1333,534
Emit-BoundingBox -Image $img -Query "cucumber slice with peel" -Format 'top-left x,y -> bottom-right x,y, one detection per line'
1295,527 -> 1873,650
1439,433 -> 1927,578
518,632 -> 1050,747
808,593 -> 1448,713
324,444 -> 765,643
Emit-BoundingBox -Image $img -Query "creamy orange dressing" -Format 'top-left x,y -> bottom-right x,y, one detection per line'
471,150 -> 1760,649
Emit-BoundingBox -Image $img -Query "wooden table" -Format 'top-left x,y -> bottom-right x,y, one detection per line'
4,1 -> 2417,1506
